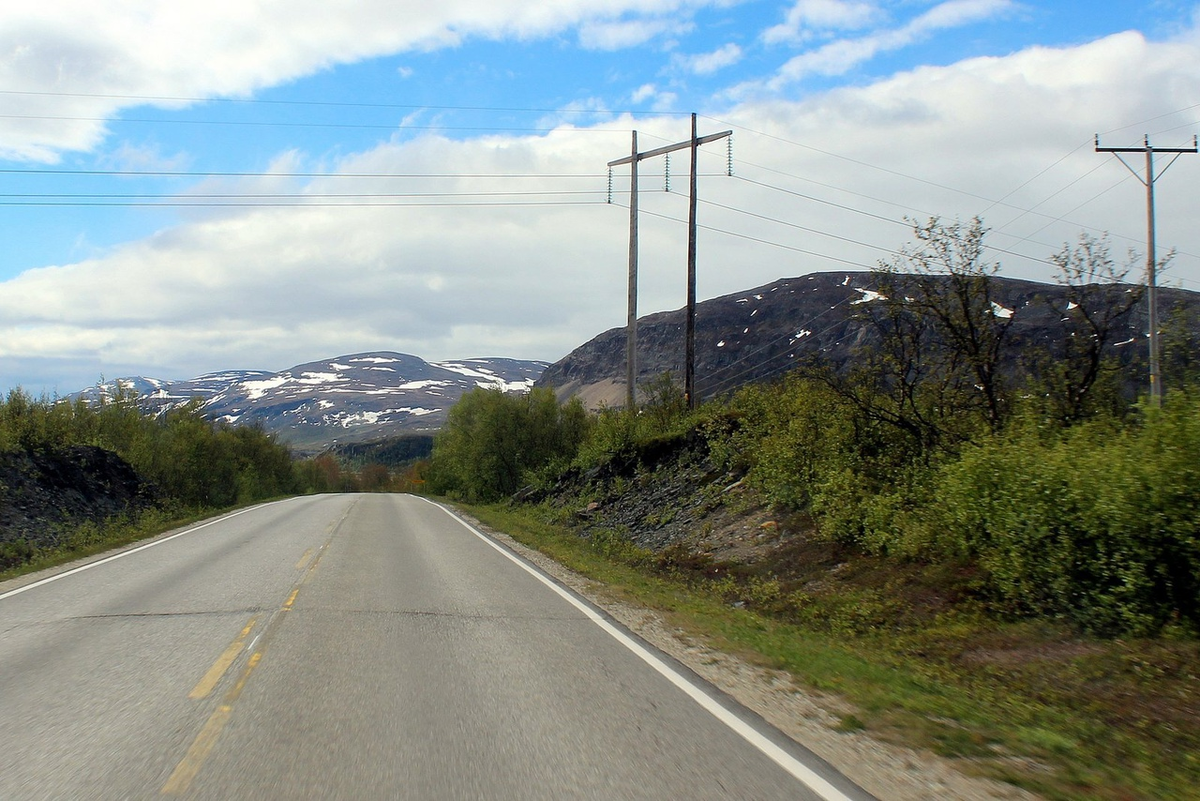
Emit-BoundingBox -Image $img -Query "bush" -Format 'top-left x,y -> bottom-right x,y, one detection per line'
428,387 -> 589,502
923,400 -> 1200,635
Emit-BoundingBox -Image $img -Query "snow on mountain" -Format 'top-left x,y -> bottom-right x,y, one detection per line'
71,352 -> 548,450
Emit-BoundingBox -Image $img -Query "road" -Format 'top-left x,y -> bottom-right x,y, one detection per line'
0,493 -> 873,800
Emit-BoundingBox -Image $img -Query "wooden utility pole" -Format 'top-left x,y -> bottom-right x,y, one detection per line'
625,131 -> 639,411
686,114 -> 700,411
1096,134 -> 1197,406
608,114 -> 731,409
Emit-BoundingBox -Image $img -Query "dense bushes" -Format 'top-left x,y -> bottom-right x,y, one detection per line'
429,369 -> 1200,636
923,401 -> 1200,634
0,388 -> 298,510
427,387 -> 589,502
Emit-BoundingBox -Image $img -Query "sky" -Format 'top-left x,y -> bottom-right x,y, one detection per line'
2,1 -> 1200,394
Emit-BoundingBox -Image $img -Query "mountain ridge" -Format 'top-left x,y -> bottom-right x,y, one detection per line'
73,351 -> 548,451
536,270 -> 1198,408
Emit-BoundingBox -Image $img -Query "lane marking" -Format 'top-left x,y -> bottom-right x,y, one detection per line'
161,705 -> 232,795
161,501 -> 349,796
420,497 -> 863,801
0,499 -> 304,603
295,548 -> 315,570
163,651 -> 266,795
188,617 -> 258,700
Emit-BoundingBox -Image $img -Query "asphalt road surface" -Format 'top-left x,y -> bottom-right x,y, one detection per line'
0,494 -> 873,800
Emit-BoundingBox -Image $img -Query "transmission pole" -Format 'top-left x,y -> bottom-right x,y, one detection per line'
1096,133 -> 1197,406
608,114 -> 731,409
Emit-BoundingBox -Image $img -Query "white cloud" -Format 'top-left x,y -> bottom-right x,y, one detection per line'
632,83 -> 658,103
96,141 -> 191,172
677,43 -> 744,74
763,0 -> 880,44
630,83 -> 679,111
4,21 -> 1200,392
0,0 -> 721,161
744,0 -> 1015,92
578,17 -> 690,50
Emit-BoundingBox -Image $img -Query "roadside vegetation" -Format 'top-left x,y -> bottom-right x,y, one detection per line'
0,387 -> 420,578
426,219 -> 1200,800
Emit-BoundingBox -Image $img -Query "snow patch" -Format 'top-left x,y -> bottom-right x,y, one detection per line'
299,371 -> 344,384
851,288 -> 887,304
242,376 -> 289,400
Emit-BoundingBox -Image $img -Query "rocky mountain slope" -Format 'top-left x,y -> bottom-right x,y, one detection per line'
74,353 -> 547,450
537,270 -> 1196,407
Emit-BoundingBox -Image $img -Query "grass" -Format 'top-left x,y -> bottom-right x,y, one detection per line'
0,501 -> 272,583
461,501 -> 1200,801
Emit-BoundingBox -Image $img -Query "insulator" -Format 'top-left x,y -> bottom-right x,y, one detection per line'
607,167 -> 613,204
664,153 -> 671,192
726,135 -> 734,177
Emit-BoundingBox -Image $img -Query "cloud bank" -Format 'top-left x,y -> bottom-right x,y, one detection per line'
2,5 -> 1200,394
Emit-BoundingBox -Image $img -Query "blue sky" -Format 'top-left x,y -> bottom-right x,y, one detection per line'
2,1 -> 1200,393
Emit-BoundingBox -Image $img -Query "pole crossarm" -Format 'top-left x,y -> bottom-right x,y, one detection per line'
607,130 -> 733,167
1094,133 -> 1198,154
606,118 -> 733,410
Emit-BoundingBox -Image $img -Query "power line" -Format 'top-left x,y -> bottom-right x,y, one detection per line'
0,189 -> 602,200
0,112 -> 632,136
0,167 -> 602,179
1096,133 -> 1199,405
0,88 -> 695,117
0,199 -> 604,208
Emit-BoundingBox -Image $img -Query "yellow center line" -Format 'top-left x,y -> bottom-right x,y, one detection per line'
161,704 -> 232,795
163,649 -> 266,795
188,617 -> 258,700
294,548 -> 314,570
162,510 -> 349,795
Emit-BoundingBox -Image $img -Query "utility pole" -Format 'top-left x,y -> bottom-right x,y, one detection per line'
608,114 -> 731,409
1096,133 -> 1197,406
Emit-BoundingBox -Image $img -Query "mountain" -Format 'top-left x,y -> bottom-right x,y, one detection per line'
537,270 -> 1198,408
74,353 -> 548,451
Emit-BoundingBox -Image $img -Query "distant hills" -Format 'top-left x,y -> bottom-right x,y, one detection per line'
72,271 -> 1200,451
535,270 -> 1200,408
72,353 -> 547,451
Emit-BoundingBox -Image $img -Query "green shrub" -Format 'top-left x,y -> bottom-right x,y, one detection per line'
428,387 -> 590,502
924,399 -> 1200,635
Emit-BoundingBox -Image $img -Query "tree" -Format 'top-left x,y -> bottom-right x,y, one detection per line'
428,387 -> 589,502
806,217 -> 1015,459
882,216 -> 1014,433
1032,233 -> 1143,423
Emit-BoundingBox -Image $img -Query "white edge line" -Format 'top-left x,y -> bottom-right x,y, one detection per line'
420,497 -> 858,801
0,501 -> 288,603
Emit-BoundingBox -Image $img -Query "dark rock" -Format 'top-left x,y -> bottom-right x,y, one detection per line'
0,446 -> 157,549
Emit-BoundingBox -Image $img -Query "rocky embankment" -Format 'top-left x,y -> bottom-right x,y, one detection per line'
0,446 -> 156,554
